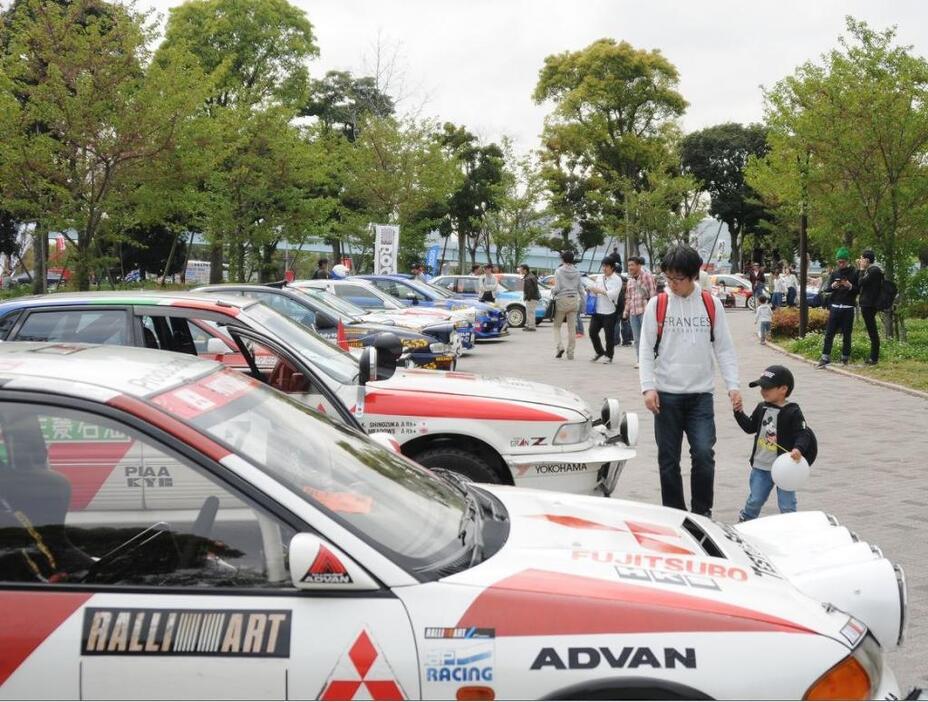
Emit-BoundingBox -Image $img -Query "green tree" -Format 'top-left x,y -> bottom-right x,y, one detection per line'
533,38 -> 687,257
681,123 -> 770,272
486,143 -> 547,270
748,18 -> 928,334
0,0 -> 207,290
302,70 -> 395,142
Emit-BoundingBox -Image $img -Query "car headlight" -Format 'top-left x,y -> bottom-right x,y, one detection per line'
429,342 -> 453,353
803,634 -> 882,700
553,420 -> 591,445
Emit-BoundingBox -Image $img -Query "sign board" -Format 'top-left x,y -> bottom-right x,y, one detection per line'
374,225 -> 399,275
425,244 -> 440,275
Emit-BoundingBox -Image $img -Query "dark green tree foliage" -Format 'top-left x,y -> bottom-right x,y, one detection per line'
438,124 -> 505,271
114,223 -> 187,278
302,70 -> 394,142
681,123 -> 770,272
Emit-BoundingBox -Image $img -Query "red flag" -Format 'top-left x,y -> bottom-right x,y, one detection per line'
337,320 -> 349,351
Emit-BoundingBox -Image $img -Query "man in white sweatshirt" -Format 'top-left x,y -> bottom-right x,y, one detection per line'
638,245 -> 742,517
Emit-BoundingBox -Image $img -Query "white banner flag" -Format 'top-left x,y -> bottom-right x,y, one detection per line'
374,225 -> 400,274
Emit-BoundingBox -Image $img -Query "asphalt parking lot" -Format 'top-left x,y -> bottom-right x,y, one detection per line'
461,309 -> 928,690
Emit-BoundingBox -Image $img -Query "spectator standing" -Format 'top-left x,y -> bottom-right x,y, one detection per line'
817,247 -> 859,368
552,251 -> 584,359
478,266 -> 499,303
587,257 -> 623,363
624,256 -> 656,369
784,266 -> 799,307
773,270 -> 787,308
312,258 -> 330,279
735,365 -> 815,521
520,264 -> 540,332
638,244 -> 741,517
471,264 -> 482,275
748,262 -> 766,299
857,249 -> 884,366
755,295 -> 773,345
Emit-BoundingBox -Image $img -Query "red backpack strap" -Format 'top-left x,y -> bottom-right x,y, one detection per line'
701,290 -> 716,343
653,292 -> 669,356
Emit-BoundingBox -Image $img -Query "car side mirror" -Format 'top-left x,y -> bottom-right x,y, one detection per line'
288,534 -> 377,591
206,337 -> 233,355
358,347 -> 378,386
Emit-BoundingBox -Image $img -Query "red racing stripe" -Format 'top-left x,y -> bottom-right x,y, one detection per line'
364,391 -> 566,421
107,395 -> 231,463
456,569 -> 812,636
48,442 -> 135,510
0,591 -> 92,686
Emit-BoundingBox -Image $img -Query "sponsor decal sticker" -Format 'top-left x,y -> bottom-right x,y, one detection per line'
840,618 -> 867,646
571,550 -> 749,582
301,544 -> 353,585
423,628 -> 495,684
124,464 -> 174,488
615,565 -> 720,591
716,522 -> 782,579
533,516 -> 694,555
530,646 -> 696,670
533,463 -> 587,475
81,608 -> 291,657
319,629 -> 406,700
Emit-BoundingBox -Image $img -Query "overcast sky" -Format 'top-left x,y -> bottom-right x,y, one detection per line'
118,0 -> 928,152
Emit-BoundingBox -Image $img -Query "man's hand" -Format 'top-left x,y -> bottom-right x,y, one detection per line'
790,448 -> 803,461
643,390 -> 660,415
729,389 -> 743,413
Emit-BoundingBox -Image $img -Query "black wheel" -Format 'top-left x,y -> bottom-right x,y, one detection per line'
412,446 -> 501,484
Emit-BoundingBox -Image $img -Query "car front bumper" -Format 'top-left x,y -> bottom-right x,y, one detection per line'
505,441 -> 635,497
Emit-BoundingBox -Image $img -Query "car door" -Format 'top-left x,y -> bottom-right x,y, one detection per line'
0,399 -> 418,700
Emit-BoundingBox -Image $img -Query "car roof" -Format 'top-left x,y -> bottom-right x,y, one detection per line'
0,341 -> 220,401
0,290 -> 254,315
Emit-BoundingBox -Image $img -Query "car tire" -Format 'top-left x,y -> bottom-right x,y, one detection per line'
506,305 -> 526,328
412,447 -> 501,484
747,294 -> 757,311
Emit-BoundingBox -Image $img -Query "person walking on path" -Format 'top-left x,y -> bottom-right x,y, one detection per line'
755,294 -> 773,345
552,251 -> 584,359
817,247 -> 859,368
857,249 -> 884,366
735,365 -> 815,521
588,257 -> 623,363
478,265 -> 499,303
748,262 -> 766,300
312,258 -> 331,279
624,256 -> 656,369
638,244 -> 742,518
520,264 -> 540,332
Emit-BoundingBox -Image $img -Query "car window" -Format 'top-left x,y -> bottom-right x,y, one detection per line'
459,279 -> 479,294
0,310 -> 21,340
335,284 -> 385,309
14,309 -> 129,345
0,402 -> 295,589
370,279 -> 400,297
249,292 -> 317,329
431,277 -> 452,291
393,282 -> 426,301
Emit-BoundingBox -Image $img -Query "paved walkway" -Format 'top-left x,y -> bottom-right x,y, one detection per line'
463,309 -> 928,689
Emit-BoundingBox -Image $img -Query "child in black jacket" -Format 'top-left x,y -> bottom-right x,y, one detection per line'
735,365 -> 815,521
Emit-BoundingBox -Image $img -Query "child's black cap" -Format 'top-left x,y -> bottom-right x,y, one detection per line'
748,365 -> 795,395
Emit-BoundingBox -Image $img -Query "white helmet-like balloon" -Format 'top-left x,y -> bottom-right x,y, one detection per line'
331,264 -> 349,279
771,453 -> 810,491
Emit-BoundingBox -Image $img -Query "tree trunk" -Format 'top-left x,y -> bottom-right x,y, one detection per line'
258,242 -> 278,283
32,226 -> 47,295
234,242 -> 246,282
457,231 -> 466,274
75,231 -> 91,292
728,222 -> 742,274
208,239 -> 224,284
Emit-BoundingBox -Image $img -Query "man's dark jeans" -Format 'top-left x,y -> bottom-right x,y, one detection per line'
822,306 -> 855,360
654,392 -> 716,517
860,306 -> 880,362
590,311 -> 617,359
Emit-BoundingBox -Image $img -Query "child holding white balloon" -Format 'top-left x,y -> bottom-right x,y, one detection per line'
735,365 -> 817,521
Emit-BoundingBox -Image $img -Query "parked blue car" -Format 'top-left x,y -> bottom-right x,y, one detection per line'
430,274 -> 548,328
356,274 -> 508,339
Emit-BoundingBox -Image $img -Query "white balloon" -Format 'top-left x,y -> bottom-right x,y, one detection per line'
771,453 -> 811,491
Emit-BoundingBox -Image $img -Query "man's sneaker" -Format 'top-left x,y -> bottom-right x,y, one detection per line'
602,357 -> 613,364
633,362 -> 639,369
590,353 -> 603,362
555,349 -> 565,359
816,358 -> 830,369
841,357 -> 849,366
865,358 -> 878,365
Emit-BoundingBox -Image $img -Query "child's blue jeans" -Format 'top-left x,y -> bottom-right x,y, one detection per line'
740,467 -> 797,521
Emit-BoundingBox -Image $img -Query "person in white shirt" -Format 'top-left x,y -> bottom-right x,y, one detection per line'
784,267 -> 799,307
638,244 -> 742,518
773,271 -> 788,308
587,257 -> 623,363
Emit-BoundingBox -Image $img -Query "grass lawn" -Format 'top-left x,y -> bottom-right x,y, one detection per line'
775,316 -> 928,393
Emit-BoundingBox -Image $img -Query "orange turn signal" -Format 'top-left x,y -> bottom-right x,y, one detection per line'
803,655 -> 871,700
456,686 -> 495,701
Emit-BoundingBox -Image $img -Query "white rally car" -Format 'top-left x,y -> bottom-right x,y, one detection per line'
0,344 -> 913,700
0,292 -> 636,495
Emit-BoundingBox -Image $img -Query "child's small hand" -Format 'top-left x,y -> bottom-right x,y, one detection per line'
790,449 -> 802,461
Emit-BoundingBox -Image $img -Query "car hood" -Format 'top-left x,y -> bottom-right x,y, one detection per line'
372,368 -> 593,418
442,486 -> 853,644
361,312 -> 449,332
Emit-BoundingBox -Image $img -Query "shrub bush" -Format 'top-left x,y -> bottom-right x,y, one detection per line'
904,300 -> 928,319
770,307 -> 829,338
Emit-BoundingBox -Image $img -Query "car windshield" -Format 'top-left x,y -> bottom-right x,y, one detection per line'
298,287 -> 368,319
152,367 -> 469,577
243,302 -> 359,385
357,283 -> 405,310
290,288 -> 361,324
426,283 -> 456,299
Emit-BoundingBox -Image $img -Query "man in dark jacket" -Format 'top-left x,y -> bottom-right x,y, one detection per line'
520,264 -> 541,332
817,247 -> 859,368
857,249 -> 884,365
311,258 -> 330,279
